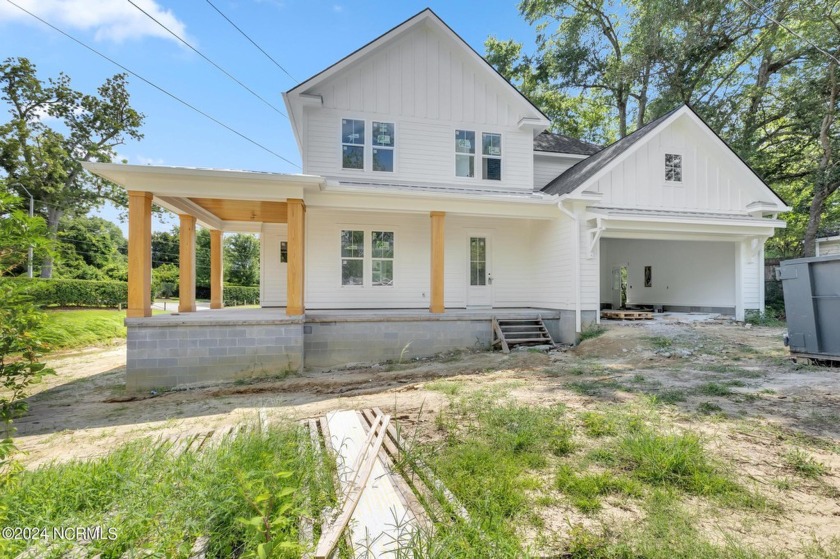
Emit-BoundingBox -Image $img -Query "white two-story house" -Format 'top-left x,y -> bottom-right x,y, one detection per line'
85,8 -> 789,389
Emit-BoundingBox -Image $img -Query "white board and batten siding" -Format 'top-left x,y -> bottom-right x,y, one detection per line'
304,209 -> 541,310
301,21 -> 535,190
585,116 -> 779,212
260,224 -> 287,307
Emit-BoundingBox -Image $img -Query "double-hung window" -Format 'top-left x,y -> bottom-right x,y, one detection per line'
482,133 -> 502,180
341,230 -> 364,285
371,231 -> 394,286
665,153 -> 682,183
455,130 -> 475,177
372,121 -> 395,172
341,119 -> 365,170
340,230 -> 395,286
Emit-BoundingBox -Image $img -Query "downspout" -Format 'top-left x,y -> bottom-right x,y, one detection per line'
557,200 -> 581,334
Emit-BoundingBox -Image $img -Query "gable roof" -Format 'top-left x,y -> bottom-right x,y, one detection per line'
542,104 -> 788,208
283,8 -> 551,153
286,8 -> 549,122
534,132 -> 601,156
542,107 -> 680,196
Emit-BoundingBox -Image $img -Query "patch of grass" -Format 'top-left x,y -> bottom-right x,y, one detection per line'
555,465 -> 641,512
697,382 -> 733,396
656,389 -> 688,404
579,324 -> 607,342
648,336 -> 673,349
783,449 -> 827,479
596,427 -> 760,507
559,361 -> 610,376
1,425 -> 333,558
565,379 -> 623,396
580,411 -> 619,438
35,309 -> 127,350
425,379 -> 463,396
697,402 -> 724,415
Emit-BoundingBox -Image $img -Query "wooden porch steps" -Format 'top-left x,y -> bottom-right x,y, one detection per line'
492,316 -> 555,353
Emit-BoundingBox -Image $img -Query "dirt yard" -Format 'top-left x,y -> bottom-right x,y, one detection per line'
12,315 -> 840,556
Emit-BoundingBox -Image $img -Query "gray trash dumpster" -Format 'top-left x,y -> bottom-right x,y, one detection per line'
777,254 -> 840,361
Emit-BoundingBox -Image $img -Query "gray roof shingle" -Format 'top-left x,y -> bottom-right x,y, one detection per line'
541,106 -> 681,196
533,132 -> 601,156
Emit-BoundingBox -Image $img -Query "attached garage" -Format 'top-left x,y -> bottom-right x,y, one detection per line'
600,238 -> 736,314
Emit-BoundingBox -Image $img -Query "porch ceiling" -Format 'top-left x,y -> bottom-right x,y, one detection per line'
189,198 -> 287,223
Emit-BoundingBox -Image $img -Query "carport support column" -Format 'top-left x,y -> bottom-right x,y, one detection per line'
178,214 -> 196,313
287,199 -> 306,316
210,229 -> 224,309
430,211 -> 445,314
127,191 -> 153,318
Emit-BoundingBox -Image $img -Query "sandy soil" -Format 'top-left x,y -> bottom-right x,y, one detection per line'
11,318 -> 840,555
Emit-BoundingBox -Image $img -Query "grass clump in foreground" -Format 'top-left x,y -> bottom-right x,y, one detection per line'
0,425 -> 333,559
34,309 -> 127,350
556,465 -> 641,512
783,448 -> 827,479
422,392 -> 574,554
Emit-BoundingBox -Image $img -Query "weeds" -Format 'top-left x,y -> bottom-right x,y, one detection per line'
648,336 -> 673,349
579,324 -> 607,342
580,411 -> 619,438
555,465 -> 641,512
783,449 -> 827,479
656,389 -> 688,404
697,382 -> 733,396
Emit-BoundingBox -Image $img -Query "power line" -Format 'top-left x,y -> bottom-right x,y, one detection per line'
204,0 -> 298,84
741,0 -> 840,65
5,0 -> 301,170
125,0 -> 288,117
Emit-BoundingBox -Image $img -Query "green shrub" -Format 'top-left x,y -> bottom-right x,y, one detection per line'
223,284 -> 260,306
0,277 -> 128,308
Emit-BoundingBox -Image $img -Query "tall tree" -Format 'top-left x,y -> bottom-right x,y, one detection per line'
0,57 -> 143,277
225,233 -> 260,287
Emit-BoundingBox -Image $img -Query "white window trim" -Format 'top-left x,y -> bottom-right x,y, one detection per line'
337,227 -> 397,288
663,151 -> 684,186
339,117 -> 397,173
371,120 -> 396,173
481,132 -> 503,181
453,128 -> 503,183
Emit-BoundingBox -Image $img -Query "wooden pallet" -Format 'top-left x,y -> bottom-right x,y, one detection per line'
600,310 -> 654,321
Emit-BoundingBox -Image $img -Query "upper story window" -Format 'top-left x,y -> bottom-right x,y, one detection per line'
372,121 -> 395,172
665,153 -> 682,183
482,133 -> 502,180
341,119 -> 365,170
455,130 -> 475,178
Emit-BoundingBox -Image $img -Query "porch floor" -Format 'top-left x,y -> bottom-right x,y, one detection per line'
130,306 -> 562,325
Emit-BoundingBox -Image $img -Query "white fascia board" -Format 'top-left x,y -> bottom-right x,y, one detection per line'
282,91 -> 304,157
155,196 -> 223,230
307,190 -> 559,219
817,235 -> 840,242
83,162 -> 322,200
518,116 -> 552,133
602,229 -> 776,242
591,212 -> 786,230
534,151 -> 591,160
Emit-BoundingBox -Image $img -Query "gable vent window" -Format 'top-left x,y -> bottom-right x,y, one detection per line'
482,133 -> 502,180
455,130 -> 475,177
372,121 -> 395,172
665,153 -> 682,182
341,119 -> 365,170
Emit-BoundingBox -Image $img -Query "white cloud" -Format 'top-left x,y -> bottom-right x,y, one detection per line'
332,4 -> 343,12
0,0 -> 192,45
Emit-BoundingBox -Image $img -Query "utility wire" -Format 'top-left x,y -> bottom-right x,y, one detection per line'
204,0 -> 298,84
5,0 -> 301,170
741,0 -> 840,65
125,0 -> 288,117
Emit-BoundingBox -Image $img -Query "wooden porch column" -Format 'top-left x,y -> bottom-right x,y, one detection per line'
178,214 -> 196,313
430,211 -> 445,314
210,229 -> 224,309
127,191 -> 153,318
286,199 -> 306,316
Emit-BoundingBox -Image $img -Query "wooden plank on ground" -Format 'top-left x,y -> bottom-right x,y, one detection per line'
315,412 -> 395,559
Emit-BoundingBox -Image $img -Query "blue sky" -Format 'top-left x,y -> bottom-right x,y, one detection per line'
1,0 -> 538,233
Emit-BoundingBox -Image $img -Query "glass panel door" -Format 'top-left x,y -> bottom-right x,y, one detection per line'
470,237 -> 486,286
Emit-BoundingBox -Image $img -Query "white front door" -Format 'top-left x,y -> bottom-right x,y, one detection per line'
467,234 -> 493,307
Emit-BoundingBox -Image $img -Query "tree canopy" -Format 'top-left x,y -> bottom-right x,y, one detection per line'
488,0 -> 839,256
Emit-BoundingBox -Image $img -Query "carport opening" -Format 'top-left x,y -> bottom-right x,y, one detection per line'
600,238 -> 736,315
